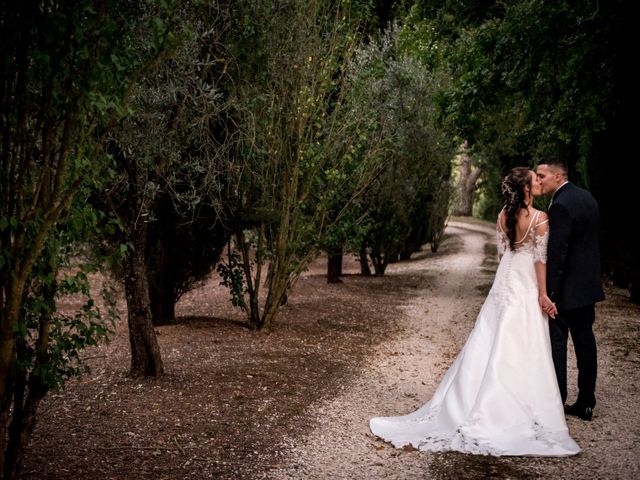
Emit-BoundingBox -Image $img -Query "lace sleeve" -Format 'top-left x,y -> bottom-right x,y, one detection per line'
533,229 -> 549,264
496,229 -> 508,261
533,212 -> 549,264
496,213 -> 509,261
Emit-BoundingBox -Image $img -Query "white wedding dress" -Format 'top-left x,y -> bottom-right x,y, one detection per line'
370,211 -> 580,456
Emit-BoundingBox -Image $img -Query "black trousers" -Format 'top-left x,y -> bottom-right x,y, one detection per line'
548,304 -> 597,407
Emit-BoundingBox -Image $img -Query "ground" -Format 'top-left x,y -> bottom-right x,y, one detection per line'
21,218 -> 640,479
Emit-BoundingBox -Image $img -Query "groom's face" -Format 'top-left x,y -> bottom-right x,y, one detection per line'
536,164 -> 560,195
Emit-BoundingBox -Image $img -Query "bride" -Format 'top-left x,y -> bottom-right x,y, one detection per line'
370,167 -> 580,456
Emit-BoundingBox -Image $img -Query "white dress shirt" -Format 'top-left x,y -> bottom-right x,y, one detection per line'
550,181 -> 569,205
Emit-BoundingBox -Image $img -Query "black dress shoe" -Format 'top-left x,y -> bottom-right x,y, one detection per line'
564,403 -> 593,421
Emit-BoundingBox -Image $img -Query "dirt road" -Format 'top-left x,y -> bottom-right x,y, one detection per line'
272,220 -> 640,480
22,219 -> 640,479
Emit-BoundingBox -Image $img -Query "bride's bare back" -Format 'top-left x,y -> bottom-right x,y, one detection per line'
498,207 -> 548,247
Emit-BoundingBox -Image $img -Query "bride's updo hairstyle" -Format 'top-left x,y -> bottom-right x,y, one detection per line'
501,167 -> 531,250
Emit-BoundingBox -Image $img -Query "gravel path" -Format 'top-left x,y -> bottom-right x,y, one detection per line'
272,219 -> 640,479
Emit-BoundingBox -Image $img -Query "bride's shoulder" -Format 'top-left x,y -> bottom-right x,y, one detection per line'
533,209 -> 549,231
534,209 -> 548,221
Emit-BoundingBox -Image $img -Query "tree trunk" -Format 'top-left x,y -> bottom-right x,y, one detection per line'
370,250 -> 387,276
327,249 -> 343,284
454,142 -> 482,217
124,223 -> 164,377
3,380 -> 46,480
0,354 -> 14,477
0,283 -> 24,475
150,286 -> 176,326
3,249 -> 55,480
260,263 -> 289,333
147,237 -> 176,326
236,231 -> 262,329
359,243 -> 371,276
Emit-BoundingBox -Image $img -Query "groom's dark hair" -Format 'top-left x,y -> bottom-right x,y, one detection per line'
539,156 -> 568,177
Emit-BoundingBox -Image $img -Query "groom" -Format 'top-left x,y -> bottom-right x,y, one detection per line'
536,157 -> 605,421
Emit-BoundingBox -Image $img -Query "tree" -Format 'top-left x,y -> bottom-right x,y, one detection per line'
3,201 -> 116,479
452,141 -> 481,217
0,0 -> 175,476
146,197 -> 230,326
217,0 -> 387,330
143,3 -> 241,326
321,204 -> 373,283
102,2 -> 236,374
347,26 -> 454,274
102,140 -> 165,377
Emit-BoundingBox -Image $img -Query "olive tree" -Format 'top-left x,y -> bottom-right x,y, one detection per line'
101,2 -> 237,375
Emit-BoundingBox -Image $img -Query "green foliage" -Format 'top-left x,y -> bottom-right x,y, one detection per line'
217,250 -> 248,311
343,25 -> 454,271
472,157 -> 504,221
403,0 -> 626,211
319,201 -> 374,257
219,0 -> 389,329
13,182 -> 118,388
97,2 -> 237,326
434,0 -> 621,174
0,0 -> 180,474
18,264 -> 115,391
413,0 -> 637,292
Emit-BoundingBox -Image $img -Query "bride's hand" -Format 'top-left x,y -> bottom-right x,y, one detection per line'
539,295 -> 557,319
546,303 -> 557,319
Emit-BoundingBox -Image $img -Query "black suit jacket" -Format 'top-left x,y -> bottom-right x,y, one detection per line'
547,183 -> 605,311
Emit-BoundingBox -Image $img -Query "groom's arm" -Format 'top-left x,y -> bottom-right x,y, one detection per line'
547,202 -> 572,302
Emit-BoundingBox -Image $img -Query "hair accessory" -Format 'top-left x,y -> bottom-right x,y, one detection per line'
501,178 -> 518,203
